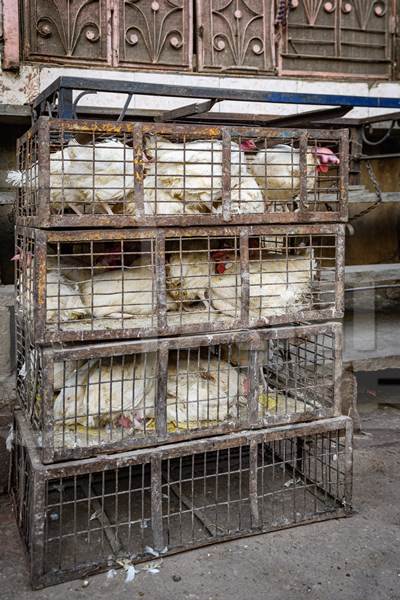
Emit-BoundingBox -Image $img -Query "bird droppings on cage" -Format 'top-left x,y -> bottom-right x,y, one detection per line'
15,224 -> 344,344
11,412 -> 352,589
15,319 -> 342,462
11,119 -> 348,228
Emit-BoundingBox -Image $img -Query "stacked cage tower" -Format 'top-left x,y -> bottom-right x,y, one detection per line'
11,91 -> 352,588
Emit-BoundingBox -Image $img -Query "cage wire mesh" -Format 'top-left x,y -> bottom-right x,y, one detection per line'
11,412 -> 352,589
15,225 -> 344,344
13,119 -> 348,227
15,317 -> 342,462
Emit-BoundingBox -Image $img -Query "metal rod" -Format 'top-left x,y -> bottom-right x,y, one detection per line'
359,153 -> 400,160
33,77 -> 400,113
345,284 -> 400,293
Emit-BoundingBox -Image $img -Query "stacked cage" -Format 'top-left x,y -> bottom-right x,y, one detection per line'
12,112 -> 352,588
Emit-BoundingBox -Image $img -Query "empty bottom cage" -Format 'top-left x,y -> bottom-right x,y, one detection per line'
12,413 -> 352,589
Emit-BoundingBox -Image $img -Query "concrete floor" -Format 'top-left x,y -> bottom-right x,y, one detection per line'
1,404 -> 400,599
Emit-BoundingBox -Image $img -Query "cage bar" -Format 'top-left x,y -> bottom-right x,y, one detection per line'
16,319 -> 342,463
11,412 -> 352,589
14,118 -> 348,228
15,224 -> 345,345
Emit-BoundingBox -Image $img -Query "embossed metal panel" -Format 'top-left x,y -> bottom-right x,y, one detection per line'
119,0 -> 193,69
281,0 -> 396,78
196,0 -> 275,73
24,0 -> 109,63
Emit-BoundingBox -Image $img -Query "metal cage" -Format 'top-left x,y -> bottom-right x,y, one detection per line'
15,118 -> 348,228
11,412 -> 352,589
15,224 -> 345,344
16,319 -> 342,463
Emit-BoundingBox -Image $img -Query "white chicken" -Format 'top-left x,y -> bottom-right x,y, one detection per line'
212,248 -> 316,319
245,143 -> 340,211
53,360 -> 84,392
14,250 -> 88,323
77,139 -> 136,214
7,138 -> 141,216
52,352 -> 247,434
166,353 -> 248,427
53,355 -> 157,429
166,246 -> 316,319
46,269 -> 89,323
131,136 -> 264,216
80,264 -> 154,320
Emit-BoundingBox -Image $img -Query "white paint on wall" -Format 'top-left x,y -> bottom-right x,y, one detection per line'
1,64 -> 399,118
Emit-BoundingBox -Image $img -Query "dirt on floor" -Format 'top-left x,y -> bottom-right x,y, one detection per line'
0,404 -> 399,600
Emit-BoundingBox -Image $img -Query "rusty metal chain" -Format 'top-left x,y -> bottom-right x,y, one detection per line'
350,160 -> 383,222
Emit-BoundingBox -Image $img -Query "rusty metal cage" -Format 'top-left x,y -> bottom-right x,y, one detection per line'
15,224 -> 345,344
16,317 -> 342,463
11,411 -> 352,589
14,118 -> 348,228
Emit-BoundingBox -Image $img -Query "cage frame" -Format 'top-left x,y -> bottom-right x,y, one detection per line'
15,117 -> 349,228
12,411 -> 353,589
16,322 -> 343,463
16,223 -> 345,345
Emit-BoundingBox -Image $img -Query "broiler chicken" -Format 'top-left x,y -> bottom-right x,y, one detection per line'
14,250 -> 88,323
80,264 -> 154,320
46,269 -> 89,323
52,352 -> 247,434
166,353 -> 248,427
79,259 -> 179,320
211,248 -> 316,319
132,136 -> 264,216
53,360 -> 84,392
53,355 -> 157,429
245,143 -> 340,211
7,138 -> 144,216
45,255 -> 89,322
166,246 -> 316,319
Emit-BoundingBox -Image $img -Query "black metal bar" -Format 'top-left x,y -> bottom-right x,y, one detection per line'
259,105 -> 353,127
359,153 -> 400,160
32,77 -> 400,115
155,99 -> 222,122
57,88 -> 73,120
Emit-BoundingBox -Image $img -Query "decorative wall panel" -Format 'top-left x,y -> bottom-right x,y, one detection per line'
196,1 -> 275,73
119,0 -> 192,69
24,0 -> 109,63
19,0 -> 399,79
281,0 -> 396,78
